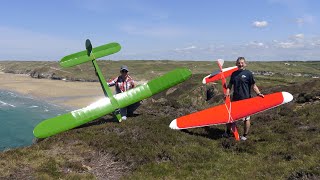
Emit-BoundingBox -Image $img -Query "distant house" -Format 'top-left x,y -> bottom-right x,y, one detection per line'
252,71 -> 274,76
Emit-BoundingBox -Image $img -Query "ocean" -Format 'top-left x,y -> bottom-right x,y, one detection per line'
0,90 -> 71,151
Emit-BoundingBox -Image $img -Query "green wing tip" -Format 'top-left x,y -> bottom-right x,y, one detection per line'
33,129 -> 44,138
33,124 -> 47,138
185,68 -> 192,74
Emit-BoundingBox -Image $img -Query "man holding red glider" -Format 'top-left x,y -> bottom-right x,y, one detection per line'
225,57 -> 264,141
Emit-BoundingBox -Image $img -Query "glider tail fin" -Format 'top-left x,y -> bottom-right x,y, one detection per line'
217,59 -> 240,141
217,59 -> 227,93
217,59 -> 224,68
85,39 -> 121,121
231,123 -> 240,141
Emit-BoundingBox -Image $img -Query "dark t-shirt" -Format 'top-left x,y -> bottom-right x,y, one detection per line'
227,69 -> 255,101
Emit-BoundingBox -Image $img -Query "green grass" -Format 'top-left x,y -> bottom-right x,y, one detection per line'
0,61 -> 319,179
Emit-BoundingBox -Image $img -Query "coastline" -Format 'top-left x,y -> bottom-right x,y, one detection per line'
0,72 -> 106,108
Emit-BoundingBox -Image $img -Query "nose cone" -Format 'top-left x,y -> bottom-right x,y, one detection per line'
282,92 -> 293,104
169,119 -> 179,129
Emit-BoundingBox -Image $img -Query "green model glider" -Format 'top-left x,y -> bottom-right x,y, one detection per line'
33,40 -> 192,138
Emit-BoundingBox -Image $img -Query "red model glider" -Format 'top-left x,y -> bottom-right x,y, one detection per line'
170,59 -> 293,141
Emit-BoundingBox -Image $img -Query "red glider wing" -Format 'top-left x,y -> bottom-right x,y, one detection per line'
170,92 -> 293,129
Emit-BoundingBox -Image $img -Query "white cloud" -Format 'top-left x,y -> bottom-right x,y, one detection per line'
127,34 -> 320,61
174,45 -> 197,52
272,33 -> 314,49
247,41 -> 266,48
294,33 -> 304,39
252,21 -> 268,28
113,40 -> 320,61
277,42 -> 295,48
268,0 -> 315,27
274,39 -> 303,49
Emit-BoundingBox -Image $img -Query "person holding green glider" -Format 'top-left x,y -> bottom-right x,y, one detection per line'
108,65 -> 140,120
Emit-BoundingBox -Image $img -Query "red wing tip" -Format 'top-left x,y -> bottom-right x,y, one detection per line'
169,119 -> 179,129
282,92 -> 293,104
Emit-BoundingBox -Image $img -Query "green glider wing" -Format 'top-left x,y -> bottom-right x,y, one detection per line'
33,68 -> 192,138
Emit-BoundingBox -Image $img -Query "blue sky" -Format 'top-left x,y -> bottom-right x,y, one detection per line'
0,0 -> 319,61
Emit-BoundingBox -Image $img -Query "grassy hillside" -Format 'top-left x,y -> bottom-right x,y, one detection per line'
0,61 -> 319,179
0,60 -> 319,82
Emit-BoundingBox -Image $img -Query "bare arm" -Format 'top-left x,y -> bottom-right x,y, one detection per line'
107,77 -> 117,87
226,88 -> 231,97
226,80 -> 233,97
252,84 -> 264,97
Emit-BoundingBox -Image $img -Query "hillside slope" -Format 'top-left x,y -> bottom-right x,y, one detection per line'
0,72 -> 319,179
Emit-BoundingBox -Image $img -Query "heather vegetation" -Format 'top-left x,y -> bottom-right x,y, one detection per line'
0,61 -> 319,179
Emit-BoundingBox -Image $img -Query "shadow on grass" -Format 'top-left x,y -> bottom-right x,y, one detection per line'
77,116 -> 119,129
77,113 -> 142,129
181,127 -> 225,140
33,115 -> 123,143
127,113 -> 141,117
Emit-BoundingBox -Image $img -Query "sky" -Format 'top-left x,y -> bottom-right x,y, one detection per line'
0,0 -> 320,61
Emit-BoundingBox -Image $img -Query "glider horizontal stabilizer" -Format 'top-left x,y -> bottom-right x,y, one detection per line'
33,68 -> 192,138
60,42 -> 121,67
202,66 -> 238,84
170,92 -> 293,130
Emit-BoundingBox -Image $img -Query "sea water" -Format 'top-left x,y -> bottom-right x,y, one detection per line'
0,90 -> 71,151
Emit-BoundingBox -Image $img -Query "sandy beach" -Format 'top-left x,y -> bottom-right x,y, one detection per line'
0,72 -> 106,108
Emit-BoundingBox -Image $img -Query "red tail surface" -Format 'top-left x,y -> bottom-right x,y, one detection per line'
202,66 -> 238,84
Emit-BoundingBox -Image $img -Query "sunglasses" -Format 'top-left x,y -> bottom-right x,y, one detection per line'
121,70 -> 128,73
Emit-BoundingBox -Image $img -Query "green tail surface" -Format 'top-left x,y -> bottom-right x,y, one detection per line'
33,68 -> 192,138
60,42 -> 121,67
